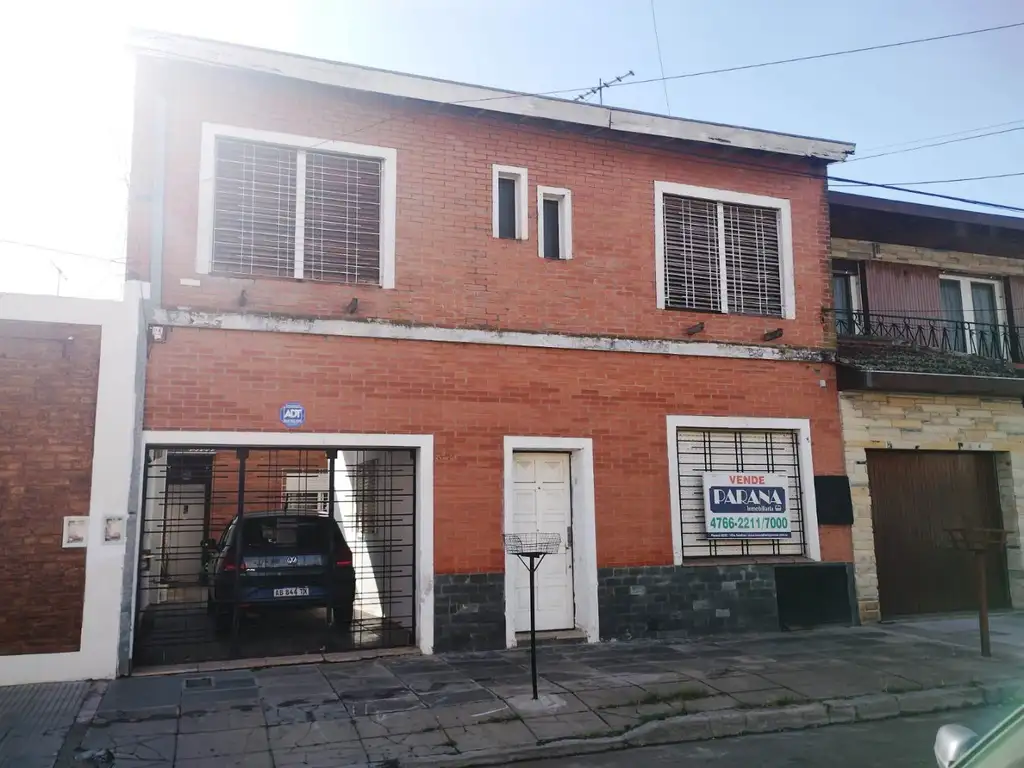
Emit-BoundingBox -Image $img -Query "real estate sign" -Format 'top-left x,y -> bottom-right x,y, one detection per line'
701,472 -> 792,539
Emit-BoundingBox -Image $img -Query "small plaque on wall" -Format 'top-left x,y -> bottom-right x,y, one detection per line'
62,516 -> 89,548
103,515 -> 126,544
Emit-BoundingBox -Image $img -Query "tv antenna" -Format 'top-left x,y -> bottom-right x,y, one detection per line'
573,70 -> 634,105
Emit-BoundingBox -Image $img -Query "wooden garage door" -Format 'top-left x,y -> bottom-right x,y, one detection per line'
867,451 -> 1009,618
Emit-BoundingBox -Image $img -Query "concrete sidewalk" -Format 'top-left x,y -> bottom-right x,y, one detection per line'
11,625 -> 1024,767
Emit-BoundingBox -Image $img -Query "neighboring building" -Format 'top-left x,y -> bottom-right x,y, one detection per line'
829,192 -> 1024,623
0,286 -> 146,685
119,31 -> 860,671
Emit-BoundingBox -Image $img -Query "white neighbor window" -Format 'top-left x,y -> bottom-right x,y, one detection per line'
492,165 -> 528,240
939,274 -> 1008,358
537,186 -> 572,260
665,416 -> 820,564
654,182 -> 795,318
196,124 -> 398,288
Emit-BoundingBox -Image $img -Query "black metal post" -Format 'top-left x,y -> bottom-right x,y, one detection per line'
978,551 -> 991,658
325,449 -> 337,651
528,554 -> 538,700
231,448 -> 249,655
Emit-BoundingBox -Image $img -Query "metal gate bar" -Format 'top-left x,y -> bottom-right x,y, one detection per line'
133,445 -> 416,668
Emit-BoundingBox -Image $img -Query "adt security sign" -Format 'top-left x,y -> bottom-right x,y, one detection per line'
702,472 -> 791,540
279,403 -> 306,429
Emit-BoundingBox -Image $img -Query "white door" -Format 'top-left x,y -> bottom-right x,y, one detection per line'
161,484 -> 206,583
511,453 -> 574,632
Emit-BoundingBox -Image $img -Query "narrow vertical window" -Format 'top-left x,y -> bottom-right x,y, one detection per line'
542,199 -> 561,259
497,177 -> 517,239
537,186 -> 572,260
492,165 -> 528,240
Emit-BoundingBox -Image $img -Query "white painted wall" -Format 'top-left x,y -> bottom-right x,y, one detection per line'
336,450 -> 415,631
0,282 -> 148,686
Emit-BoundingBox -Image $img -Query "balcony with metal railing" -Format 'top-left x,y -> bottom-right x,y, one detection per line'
826,309 -> 1018,362
823,308 -> 1024,396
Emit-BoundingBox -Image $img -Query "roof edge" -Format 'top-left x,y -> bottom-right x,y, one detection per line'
129,29 -> 856,162
829,191 -> 1024,232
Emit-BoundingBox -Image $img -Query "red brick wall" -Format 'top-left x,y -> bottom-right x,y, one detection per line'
145,328 -> 849,573
205,449 -> 329,537
0,321 -> 100,655
128,58 -> 833,350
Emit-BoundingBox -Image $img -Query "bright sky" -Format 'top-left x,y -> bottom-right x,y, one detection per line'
1,0 -> 1022,299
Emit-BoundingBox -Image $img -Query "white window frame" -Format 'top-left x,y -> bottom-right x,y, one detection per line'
196,123 -> 398,289
654,181 -> 795,318
536,186 -> 572,260
940,274 -> 1007,322
940,274 -> 1008,355
832,270 -> 862,313
665,415 -> 820,565
492,164 -> 528,240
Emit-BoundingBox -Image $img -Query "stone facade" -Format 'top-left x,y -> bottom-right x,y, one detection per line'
832,237 -> 1024,277
433,573 -> 505,652
597,565 -> 779,640
839,392 -> 1024,622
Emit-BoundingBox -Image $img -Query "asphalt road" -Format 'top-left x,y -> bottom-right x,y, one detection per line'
510,707 -> 1015,768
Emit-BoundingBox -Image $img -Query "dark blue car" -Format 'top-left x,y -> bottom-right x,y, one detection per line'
207,511 -> 356,633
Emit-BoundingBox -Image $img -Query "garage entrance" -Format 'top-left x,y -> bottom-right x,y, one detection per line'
867,450 -> 1010,618
133,446 -> 416,668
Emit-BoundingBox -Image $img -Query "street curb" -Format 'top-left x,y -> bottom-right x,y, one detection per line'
402,682 -> 1019,767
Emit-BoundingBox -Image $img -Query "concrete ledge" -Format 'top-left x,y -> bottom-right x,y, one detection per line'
404,684 -> 1000,768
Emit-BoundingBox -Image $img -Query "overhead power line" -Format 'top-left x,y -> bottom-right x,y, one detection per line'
0,237 -> 126,265
649,0 -> 672,115
832,171 -> 1024,187
859,118 -> 1024,153
830,176 -> 1024,213
597,20 -> 1024,94
845,125 -> 1024,162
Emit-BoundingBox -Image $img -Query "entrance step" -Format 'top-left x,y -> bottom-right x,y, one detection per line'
514,629 -> 587,648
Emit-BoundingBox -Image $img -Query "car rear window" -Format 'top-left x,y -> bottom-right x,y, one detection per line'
240,517 -> 340,553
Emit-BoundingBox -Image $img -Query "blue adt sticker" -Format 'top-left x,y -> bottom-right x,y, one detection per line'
279,403 -> 305,429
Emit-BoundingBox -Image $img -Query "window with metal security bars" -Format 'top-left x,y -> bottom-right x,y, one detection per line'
283,490 -> 330,515
199,125 -> 397,288
655,182 -> 793,318
212,139 -> 298,278
212,137 -> 382,284
675,428 -> 807,559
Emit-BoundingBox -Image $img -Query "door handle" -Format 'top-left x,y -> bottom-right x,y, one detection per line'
566,525 -> 573,550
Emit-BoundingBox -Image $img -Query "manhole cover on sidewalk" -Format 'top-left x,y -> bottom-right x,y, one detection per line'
0,681 -> 91,768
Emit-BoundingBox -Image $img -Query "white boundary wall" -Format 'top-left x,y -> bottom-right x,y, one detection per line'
0,283 -> 147,685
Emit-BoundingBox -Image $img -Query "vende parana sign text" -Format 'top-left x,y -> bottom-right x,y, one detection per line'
702,472 -> 792,539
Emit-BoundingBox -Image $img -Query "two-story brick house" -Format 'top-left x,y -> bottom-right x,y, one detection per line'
124,31 -> 858,669
829,192 -> 1024,625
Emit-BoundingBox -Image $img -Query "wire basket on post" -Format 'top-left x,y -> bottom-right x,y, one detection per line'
502,532 -> 562,700
503,532 -> 562,558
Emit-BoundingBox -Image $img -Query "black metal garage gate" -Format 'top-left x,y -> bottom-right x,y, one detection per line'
133,446 -> 416,668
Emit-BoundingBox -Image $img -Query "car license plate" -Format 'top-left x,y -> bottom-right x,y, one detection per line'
273,587 -> 310,598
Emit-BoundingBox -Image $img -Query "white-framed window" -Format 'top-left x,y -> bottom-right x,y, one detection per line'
492,164 -> 528,240
831,261 -> 862,336
939,274 -> 1008,358
283,473 -> 331,515
665,416 -> 820,564
536,186 -> 572,260
196,124 -> 398,288
654,182 -> 795,318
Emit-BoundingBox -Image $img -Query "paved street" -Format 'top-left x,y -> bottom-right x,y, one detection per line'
510,707 -> 1016,768
2,624 -> 1022,766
